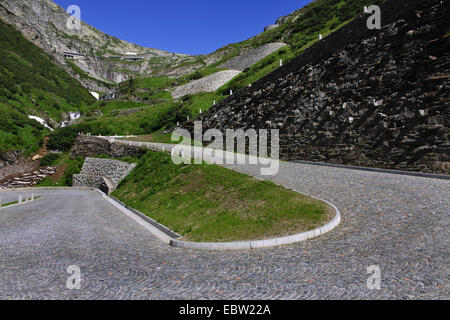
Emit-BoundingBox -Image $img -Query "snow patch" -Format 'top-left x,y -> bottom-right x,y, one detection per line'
28,115 -> 53,131
69,112 -> 81,121
90,91 -> 100,100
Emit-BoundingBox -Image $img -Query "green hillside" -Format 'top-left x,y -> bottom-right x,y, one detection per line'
0,18 -> 95,153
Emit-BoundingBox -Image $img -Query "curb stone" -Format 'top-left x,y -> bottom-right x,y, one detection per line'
94,189 -> 179,244
169,197 -> 341,251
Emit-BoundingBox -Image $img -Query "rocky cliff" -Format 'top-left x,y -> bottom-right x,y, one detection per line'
192,0 -> 449,174
0,0 -> 195,89
0,150 -> 23,169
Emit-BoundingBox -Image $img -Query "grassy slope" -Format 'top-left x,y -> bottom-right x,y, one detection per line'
112,151 -> 333,242
0,18 -> 95,153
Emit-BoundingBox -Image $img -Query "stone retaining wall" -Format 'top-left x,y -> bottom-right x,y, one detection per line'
80,158 -> 136,185
73,174 -> 109,194
73,158 -> 136,193
71,135 -> 146,159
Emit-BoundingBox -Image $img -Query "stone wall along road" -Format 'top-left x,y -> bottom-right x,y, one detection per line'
73,157 -> 136,193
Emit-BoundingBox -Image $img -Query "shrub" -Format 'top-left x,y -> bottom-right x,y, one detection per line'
47,126 -> 79,151
188,71 -> 202,81
63,156 -> 84,186
181,94 -> 193,102
140,104 -> 191,132
40,153 -> 61,166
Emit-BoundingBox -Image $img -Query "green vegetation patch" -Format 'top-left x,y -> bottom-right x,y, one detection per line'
0,19 -> 95,109
47,91 -> 225,147
0,102 -> 47,152
135,76 -> 176,90
40,153 -> 61,166
112,151 -> 334,242
36,154 -> 84,187
0,18 -> 95,153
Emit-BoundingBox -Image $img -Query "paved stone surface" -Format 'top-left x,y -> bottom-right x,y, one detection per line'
0,157 -> 449,299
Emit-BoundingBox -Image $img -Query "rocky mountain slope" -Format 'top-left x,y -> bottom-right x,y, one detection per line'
1,0 -> 389,95
192,0 -> 450,174
0,0 -> 196,90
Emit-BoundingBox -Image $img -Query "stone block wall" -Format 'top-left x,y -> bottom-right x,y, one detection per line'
73,174 -> 109,194
80,158 -> 136,186
73,158 -> 136,193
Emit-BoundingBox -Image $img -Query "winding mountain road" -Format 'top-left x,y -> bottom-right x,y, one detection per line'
0,143 -> 448,299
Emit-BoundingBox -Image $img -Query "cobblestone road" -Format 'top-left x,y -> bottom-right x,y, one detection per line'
0,158 -> 448,299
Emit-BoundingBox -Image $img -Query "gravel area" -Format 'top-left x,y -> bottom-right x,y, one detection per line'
170,42 -> 287,99
219,43 -> 287,71
171,70 -> 241,99
0,154 -> 448,299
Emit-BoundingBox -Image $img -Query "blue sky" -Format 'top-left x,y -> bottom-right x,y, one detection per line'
54,0 -> 311,55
